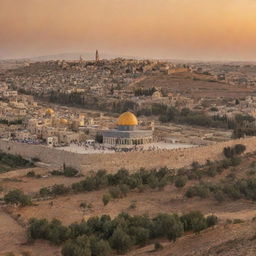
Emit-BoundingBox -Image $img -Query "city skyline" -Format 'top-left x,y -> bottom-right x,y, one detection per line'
1,0 -> 256,61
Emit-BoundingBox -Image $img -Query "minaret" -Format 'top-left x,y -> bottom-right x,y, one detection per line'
79,55 -> 83,63
95,50 -> 99,62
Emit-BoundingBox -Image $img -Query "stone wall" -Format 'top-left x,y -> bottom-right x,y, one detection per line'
0,137 -> 256,173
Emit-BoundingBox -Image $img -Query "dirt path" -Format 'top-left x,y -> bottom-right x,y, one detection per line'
0,207 -> 26,253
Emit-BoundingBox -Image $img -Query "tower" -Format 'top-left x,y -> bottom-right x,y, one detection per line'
95,50 -> 99,62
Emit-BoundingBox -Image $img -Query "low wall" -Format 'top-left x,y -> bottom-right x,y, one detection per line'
0,137 -> 256,173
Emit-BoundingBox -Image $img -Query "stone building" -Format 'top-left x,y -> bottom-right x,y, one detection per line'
102,112 -> 153,147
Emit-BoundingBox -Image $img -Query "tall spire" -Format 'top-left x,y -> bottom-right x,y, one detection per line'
95,50 -> 99,62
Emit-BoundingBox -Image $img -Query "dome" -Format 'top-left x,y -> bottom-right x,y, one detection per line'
117,112 -> 138,126
60,118 -> 68,125
45,108 -> 54,116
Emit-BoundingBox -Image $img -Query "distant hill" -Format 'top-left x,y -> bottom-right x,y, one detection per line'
16,52 -> 139,62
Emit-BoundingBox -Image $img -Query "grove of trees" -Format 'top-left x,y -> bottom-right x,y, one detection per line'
28,211 -> 217,255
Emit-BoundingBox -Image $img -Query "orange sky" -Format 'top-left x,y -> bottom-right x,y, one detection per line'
1,0 -> 256,60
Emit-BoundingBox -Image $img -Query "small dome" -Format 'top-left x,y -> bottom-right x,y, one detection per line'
60,118 -> 68,125
45,108 -> 54,115
117,112 -> 138,126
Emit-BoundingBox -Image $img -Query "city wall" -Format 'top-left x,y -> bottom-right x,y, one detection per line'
1,137 -> 256,173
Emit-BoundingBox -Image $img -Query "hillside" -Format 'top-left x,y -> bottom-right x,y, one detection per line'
0,144 -> 256,255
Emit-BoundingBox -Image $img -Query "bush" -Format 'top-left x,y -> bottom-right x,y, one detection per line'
223,145 -> 246,159
119,184 -> 130,196
28,218 -> 70,245
223,147 -> 235,158
102,194 -> 111,206
4,189 -> 31,206
234,144 -> 246,155
0,152 -> 33,169
62,236 -> 91,256
109,187 -> 123,199
206,166 -> 218,177
206,215 -> 218,227
214,190 -> 225,203
51,167 -> 79,177
175,175 -> 188,188
223,185 -> 241,200
129,226 -> 149,246
152,213 -> 184,241
90,239 -> 111,256
185,184 -> 210,199
39,187 -> 51,197
51,184 -> 70,196
64,167 -> 79,177
180,211 -> 207,234
110,228 -> 132,254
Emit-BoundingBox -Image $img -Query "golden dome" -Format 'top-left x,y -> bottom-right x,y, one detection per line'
45,108 -> 54,115
60,118 -> 68,125
117,112 -> 138,126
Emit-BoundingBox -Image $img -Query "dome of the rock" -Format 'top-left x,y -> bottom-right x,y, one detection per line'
117,112 -> 138,126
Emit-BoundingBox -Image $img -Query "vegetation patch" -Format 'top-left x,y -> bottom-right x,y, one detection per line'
27,211 -> 217,255
0,151 -> 34,173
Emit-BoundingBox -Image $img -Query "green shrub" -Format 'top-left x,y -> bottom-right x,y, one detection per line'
4,189 -> 31,206
129,226 -> 149,246
109,187 -> 123,199
234,144 -> 246,155
28,218 -> 70,245
119,184 -> 130,196
62,236 -> 91,256
206,215 -> 218,227
152,213 -> 184,241
185,184 -> 210,198
223,147 -> 235,158
51,184 -> 70,196
175,175 -> 188,188
64,167 -> 79,177
180,211 -> 207,233
214,190 -> 225,203
90,238 -> 111,256
102,194 -> 111,206
39,187 -> 51,197
206,166 -> 218,177
0,152 -> 34,169
110,228 -> 132,254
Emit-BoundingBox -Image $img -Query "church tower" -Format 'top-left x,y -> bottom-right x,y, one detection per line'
95,50 -> 99,62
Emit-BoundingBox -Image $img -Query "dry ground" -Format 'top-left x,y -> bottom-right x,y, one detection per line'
133,73 -> 256,99
1,155 -> 256,256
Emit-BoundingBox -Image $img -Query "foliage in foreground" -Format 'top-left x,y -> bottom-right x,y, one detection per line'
27,211 -> 217,255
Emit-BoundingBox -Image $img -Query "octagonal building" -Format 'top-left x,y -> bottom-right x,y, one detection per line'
102,112 -> 153,147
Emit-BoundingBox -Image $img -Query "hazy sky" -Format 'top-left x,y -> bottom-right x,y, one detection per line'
1,0 -> 256,60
